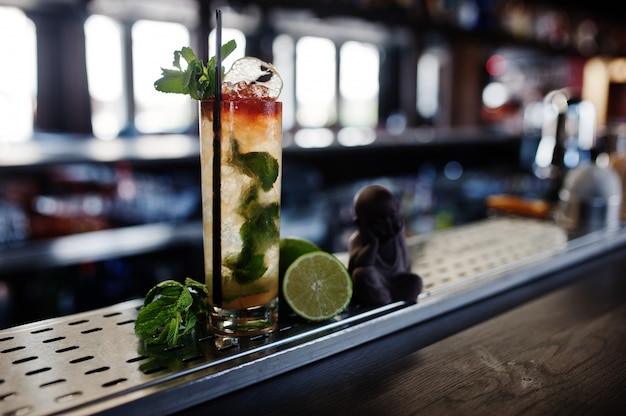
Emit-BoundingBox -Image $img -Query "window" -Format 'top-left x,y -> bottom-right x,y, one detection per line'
273,34 -> 295,131
339,41 -> 379,128
85,15 -> 125,139
6,3 -> 388,142
295,36 -> 337,128
86,17 -> 194,137
0,6 -> 36,142
132,19 -> 192,134
417,51 -> 441,120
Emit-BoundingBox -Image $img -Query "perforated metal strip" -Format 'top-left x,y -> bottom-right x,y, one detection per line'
1,217 -> 624,416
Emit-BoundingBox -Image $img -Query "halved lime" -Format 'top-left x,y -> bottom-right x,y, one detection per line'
282,252 -> 352,322
279,237 -> 321,280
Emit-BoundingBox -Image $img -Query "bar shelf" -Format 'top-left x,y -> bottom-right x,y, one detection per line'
0,221 -> 202,273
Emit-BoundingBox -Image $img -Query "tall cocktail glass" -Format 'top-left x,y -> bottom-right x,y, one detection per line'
199,99 -> 282,336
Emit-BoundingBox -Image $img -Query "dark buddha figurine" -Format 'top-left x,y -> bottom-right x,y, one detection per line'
348,185 -> 423,306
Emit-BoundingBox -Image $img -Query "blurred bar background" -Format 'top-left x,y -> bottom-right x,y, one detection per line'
0,0 -> 625,328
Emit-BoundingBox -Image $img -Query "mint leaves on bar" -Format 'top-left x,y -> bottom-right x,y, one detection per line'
134,278 -> 208,345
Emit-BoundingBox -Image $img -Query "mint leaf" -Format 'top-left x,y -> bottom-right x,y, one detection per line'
134,277 -> 208,345
182,310 -> 197,338
229,138 -> 279,191
164,313 -> 182,346
176,286 -> 193,310
241,151 -> 279,191
144,280 -> 184,303
153,69 -> 187,94
154,40 -> 237,100
178,46 -> 198,66
222,139 -> 280,285
207,40 -> 237,70
134,298 -> 177,341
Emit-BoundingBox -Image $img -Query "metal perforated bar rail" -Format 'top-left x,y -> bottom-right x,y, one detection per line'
1,217 -> 625,416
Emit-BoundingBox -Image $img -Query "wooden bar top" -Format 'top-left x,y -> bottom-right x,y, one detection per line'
184,246 -> 626,415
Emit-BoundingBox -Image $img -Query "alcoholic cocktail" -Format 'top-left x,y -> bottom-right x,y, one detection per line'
200,98 -> 282,336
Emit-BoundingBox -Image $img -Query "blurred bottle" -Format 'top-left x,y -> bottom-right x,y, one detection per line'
533,89 -> 596,201
551,94 -> 623,234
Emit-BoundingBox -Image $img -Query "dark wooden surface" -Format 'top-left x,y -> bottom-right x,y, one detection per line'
184,247 -> 626,415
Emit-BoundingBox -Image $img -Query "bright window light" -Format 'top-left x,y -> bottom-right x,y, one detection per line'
132,20 -> 193,133
296,36 -> 336,127
337,126 -> 376,146
339,41 -> 379,127
417,52 -> 440,119
273,34 -> 295,131
85,15 -> 126,139
0,6 -> 36,142
482,82 -> 509,108
294,128 -> 334,148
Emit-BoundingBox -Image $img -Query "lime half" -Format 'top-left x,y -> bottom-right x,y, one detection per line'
282,252 -> 352,322
279,237 -> 321,280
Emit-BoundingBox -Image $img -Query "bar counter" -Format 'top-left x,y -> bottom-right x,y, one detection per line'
188,240 -> 626,415
2,217 -> 625,415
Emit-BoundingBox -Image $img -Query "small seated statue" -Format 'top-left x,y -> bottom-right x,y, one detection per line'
348,185 -> 423,306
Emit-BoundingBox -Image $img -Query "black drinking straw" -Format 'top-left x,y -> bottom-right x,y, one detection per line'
212,9 -> 222,306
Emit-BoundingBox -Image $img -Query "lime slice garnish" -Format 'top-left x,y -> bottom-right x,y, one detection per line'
223,57 -> 283,99
282,251 -> 352,322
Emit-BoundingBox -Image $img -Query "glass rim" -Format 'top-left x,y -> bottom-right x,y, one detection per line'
200,98 -> 282,104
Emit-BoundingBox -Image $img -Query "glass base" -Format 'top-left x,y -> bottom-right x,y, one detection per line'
209,297 -> 278,337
